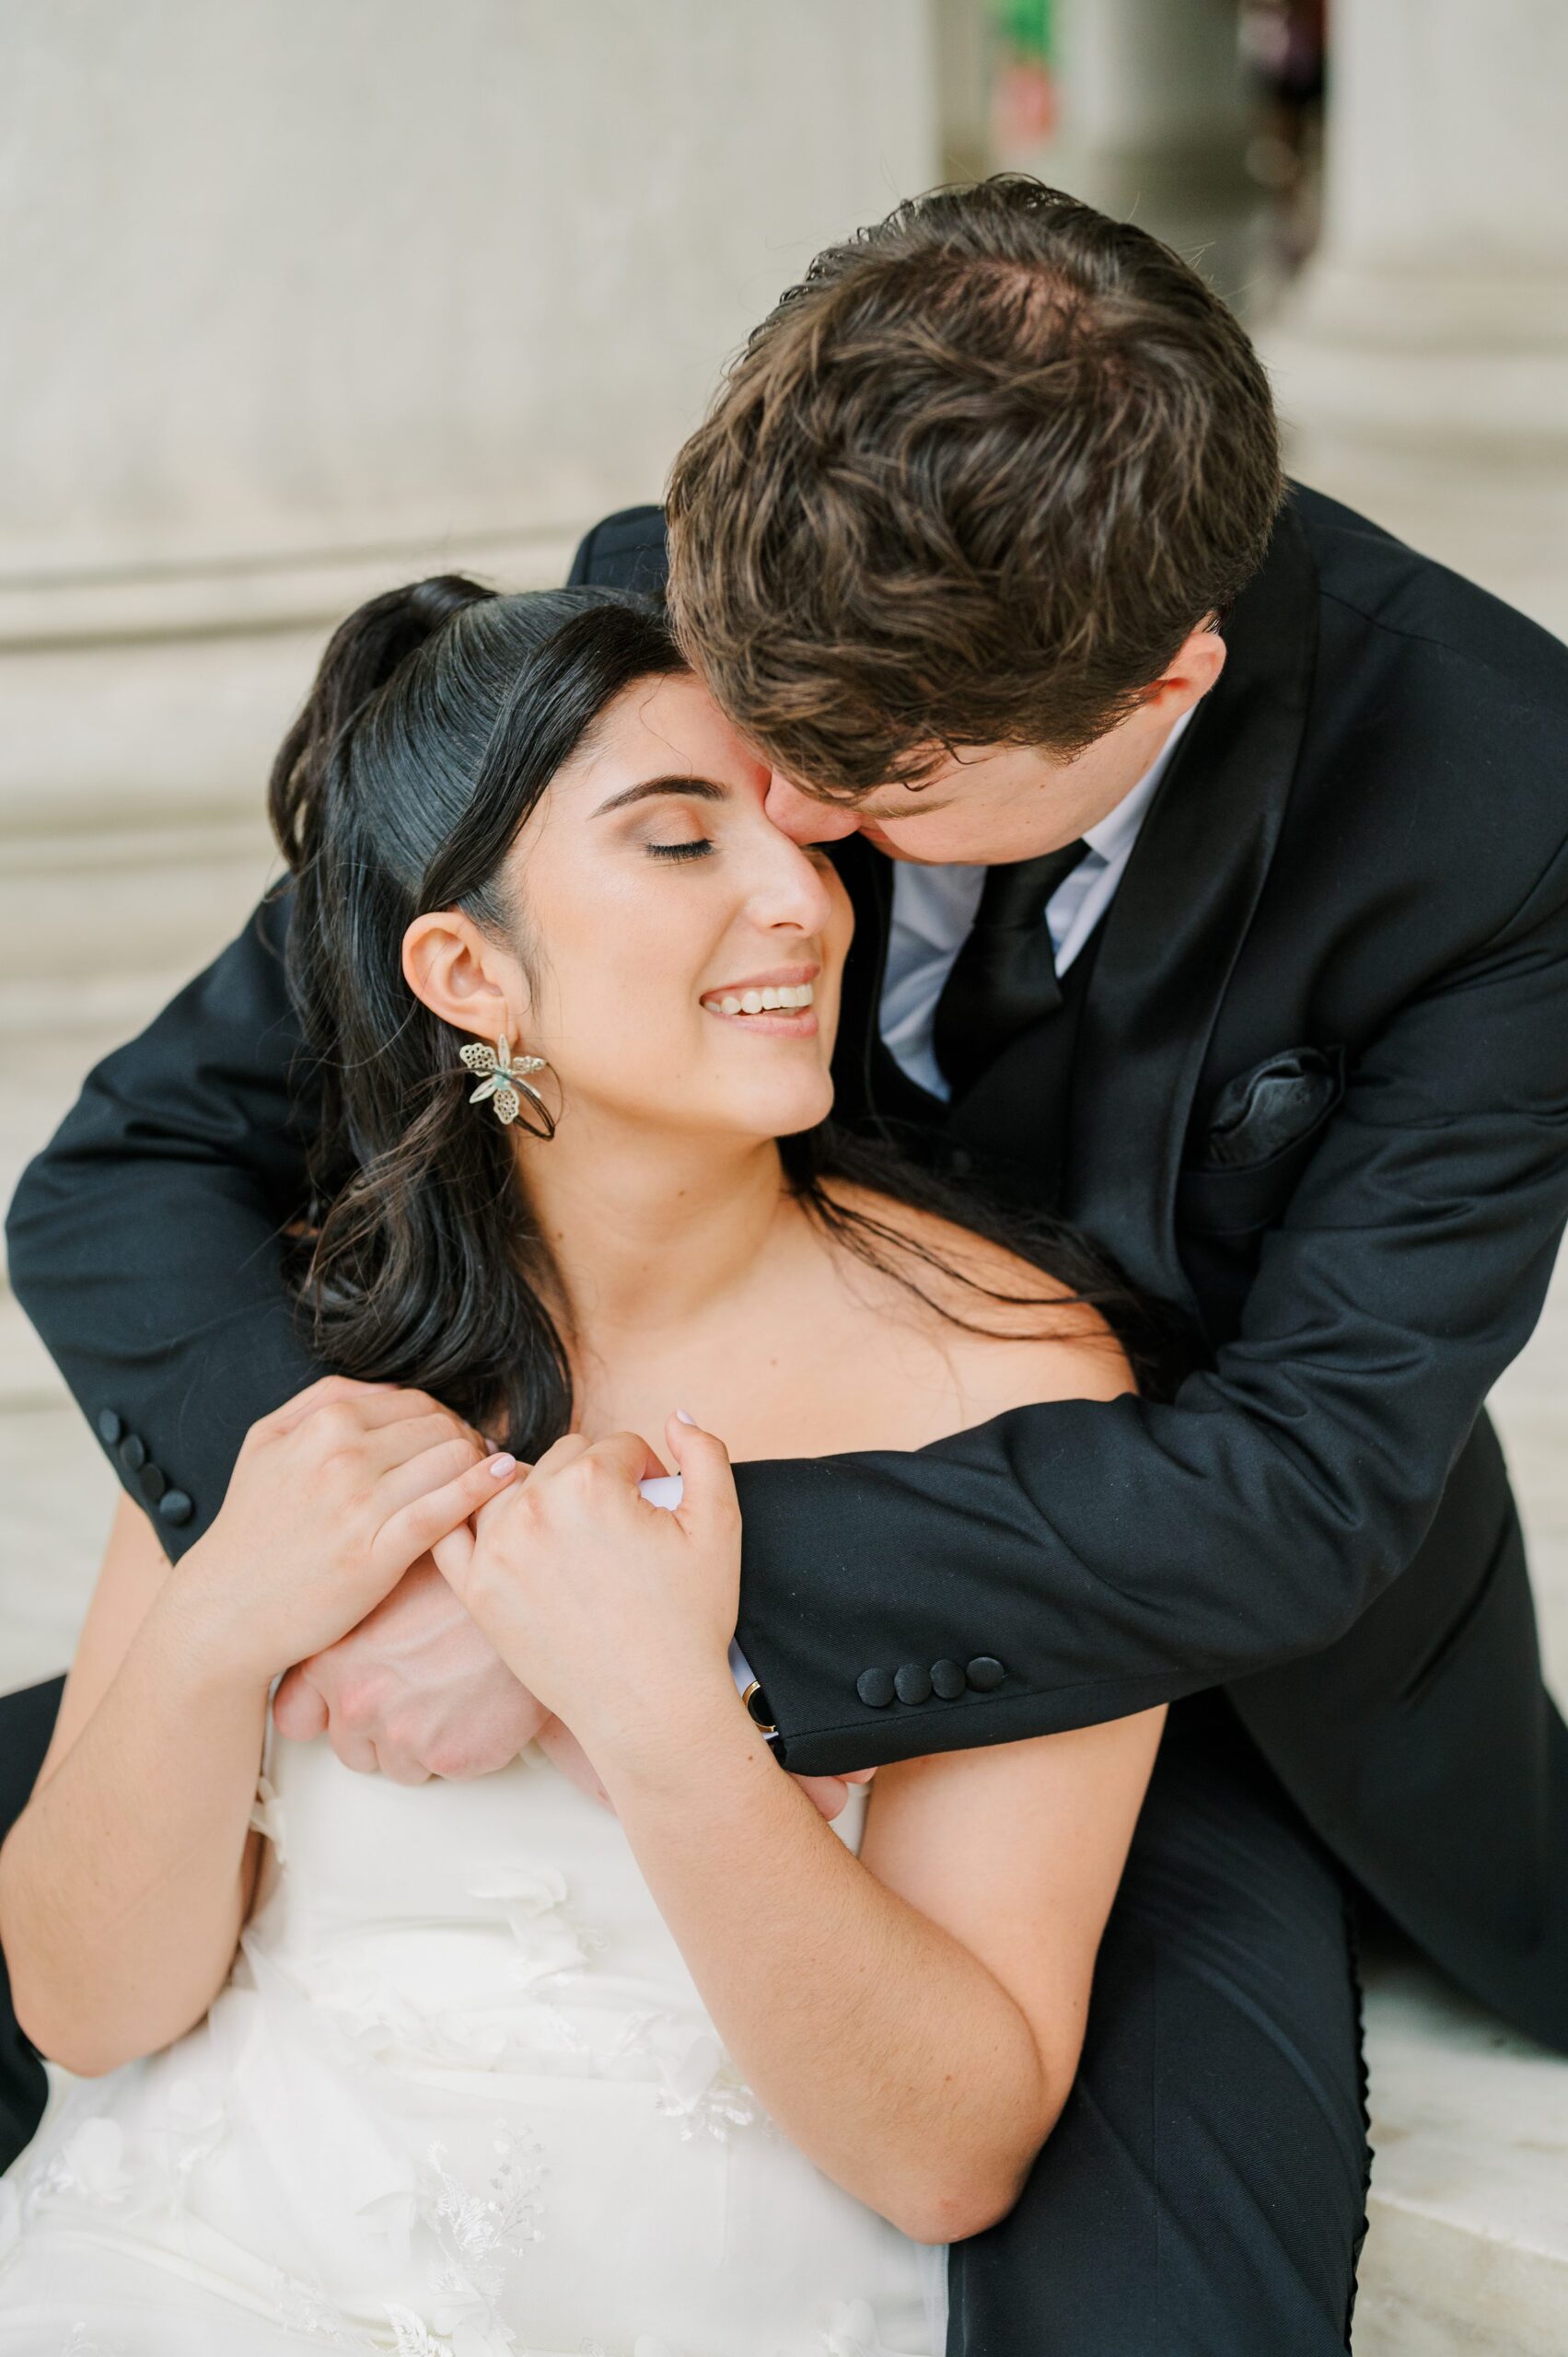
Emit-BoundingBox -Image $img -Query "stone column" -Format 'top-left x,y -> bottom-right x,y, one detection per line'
987,0 -> 1258,298
1263,0 -> 1568,635
0,1 -> 939,1442
0,0 -> 937,977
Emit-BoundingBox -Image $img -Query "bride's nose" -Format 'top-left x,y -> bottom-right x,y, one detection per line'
764,770 -> 860,846
747,821 -> 839,935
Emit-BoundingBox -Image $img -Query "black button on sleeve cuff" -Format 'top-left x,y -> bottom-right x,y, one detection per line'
855,1667 -> 896,1709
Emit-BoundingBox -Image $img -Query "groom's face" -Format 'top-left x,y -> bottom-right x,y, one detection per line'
761,621 -> 1225,867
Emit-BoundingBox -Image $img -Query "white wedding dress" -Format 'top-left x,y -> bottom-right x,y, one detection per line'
0,1728 -> 947,2356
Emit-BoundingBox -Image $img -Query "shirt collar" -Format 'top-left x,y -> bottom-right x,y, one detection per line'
1079,704 -> 1196,865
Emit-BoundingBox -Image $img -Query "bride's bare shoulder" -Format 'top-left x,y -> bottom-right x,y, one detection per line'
818,1179 -> 1136,1409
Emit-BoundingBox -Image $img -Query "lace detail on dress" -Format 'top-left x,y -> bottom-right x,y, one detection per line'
465,1863 -> 606,1990
423,2124 -> 546,2346
820,2299 -> 908,2356
263,2125 -> 546,2355
598,2013 -> 766,2145
0,1736 -> 941,2354
266,2268 -> 362,2346
648,2035 -> 761,2143
381,2308 -> 454,2357
250,1771 -> 287,1862
28,2119 -> 139,2215
153,2075 -> 227,2215
20,2076 -> 229,2238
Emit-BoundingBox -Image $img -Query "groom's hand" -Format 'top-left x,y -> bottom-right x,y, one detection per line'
272,1554 -> 550,1782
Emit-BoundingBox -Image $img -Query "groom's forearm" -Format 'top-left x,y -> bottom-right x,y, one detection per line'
731,1422 -> 1204,1776
734,866 -> 1568,1774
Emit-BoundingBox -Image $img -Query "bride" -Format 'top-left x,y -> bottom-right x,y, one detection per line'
0,578 -> 1164,2355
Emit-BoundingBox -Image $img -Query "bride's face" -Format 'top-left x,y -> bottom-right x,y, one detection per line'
500,671 -> 852,1144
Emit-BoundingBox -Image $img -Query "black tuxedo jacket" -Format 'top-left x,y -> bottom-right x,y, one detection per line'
9,484 -> 1568,2051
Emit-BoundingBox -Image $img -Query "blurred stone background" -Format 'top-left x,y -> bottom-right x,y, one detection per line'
1,4 -> 1565,2346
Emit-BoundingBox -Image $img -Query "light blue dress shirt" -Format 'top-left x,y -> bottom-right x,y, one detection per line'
878,707 -> 1194,1100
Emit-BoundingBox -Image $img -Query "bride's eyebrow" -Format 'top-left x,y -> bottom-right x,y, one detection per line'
591,775 -> 728,818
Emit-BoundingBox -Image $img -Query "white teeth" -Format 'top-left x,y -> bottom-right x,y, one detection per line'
706,981 -> 816,1015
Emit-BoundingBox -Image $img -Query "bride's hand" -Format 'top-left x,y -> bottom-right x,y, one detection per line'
180,1374 -> 520,1686
534,1710 -> 876,1822
441,1413 -> 740,1769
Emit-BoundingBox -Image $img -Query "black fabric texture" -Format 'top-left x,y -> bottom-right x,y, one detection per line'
0,1678 -> 62,2166
931,839 -> 1088,1093
946,1695 -> 1368,2357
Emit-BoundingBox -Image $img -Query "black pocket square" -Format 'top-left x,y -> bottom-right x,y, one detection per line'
1197,1047 -> 1344,1172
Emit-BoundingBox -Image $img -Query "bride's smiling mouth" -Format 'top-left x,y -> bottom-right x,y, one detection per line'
700,966 -> 819,1034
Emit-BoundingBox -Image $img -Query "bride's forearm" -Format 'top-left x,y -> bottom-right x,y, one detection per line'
593,1678 -> 1055,2244
0,1578 -> 269,2077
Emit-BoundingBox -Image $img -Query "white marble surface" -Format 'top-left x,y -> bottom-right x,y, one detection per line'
0,1 -> 938,814
1355,1962 -> 1568,2355
1349,1272 -> 1568,2353
1263,0 -> 1568,642
2,1 -> 936,585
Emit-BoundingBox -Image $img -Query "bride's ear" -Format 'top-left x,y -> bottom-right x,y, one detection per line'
402,911 -> 524,1045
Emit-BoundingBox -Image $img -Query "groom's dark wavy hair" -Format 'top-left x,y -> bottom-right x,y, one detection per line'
667,175 -> 1283,791
268,577 -> 1174,1459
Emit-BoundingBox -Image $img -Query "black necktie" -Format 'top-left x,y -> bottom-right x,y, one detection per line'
932,839 -> 1089,1097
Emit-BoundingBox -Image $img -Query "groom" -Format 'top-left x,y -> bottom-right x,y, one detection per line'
7,179 -> 1568,2351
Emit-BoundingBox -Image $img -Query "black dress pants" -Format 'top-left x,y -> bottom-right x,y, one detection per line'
947,1691 -> 1370,2355
0,1675 -> 61,2167
0,1682 -> 1368,2351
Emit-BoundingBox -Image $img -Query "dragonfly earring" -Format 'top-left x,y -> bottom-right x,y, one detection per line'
459,1034 -> 558,1141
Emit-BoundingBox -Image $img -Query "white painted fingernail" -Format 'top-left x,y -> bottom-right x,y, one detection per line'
675,1409 -> 697,1425
487,1453 -> 517,1477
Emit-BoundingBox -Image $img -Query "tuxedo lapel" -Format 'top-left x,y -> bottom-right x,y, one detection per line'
826,499 -> 1318,1309
830,834 -> 921,1129
1062,502 -> 1319,1311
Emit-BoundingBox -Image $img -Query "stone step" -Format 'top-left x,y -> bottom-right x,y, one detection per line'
0,1287 -> 62,1415
0,969 -> 205,1288
0,803 -> 278,999
1356,1955 -> 1568,2356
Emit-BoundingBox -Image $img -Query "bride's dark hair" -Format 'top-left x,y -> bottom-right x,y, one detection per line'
273,575 -> 1174,1457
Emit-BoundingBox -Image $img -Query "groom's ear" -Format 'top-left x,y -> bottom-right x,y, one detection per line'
1147,619 -> 1228,720
401,910 -> 523,1047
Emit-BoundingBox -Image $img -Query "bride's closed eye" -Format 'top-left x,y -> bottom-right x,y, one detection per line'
645,838 -> 714,864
